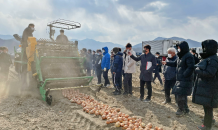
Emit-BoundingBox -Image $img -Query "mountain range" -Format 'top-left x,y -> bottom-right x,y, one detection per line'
0,34 -> 201,54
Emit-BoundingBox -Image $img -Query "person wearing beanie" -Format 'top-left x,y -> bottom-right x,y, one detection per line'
86,49 -> 93,76
162,41 -> 195,116
123,43 -> 136,95
95,49 -> 103,84
192,40 -> 218,130
111,47 -> 123,95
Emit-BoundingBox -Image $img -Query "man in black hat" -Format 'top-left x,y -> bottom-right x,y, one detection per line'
56,30 -> 69,44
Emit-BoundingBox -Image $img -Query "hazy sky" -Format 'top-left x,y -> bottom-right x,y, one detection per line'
0,0 -> 217,45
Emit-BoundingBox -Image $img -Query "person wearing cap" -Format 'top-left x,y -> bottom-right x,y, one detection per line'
95,49 -> 103,84
162,41 -> 195,116
0,47 -> 12,82
21,23 -> 35,86
101,47 -> 111,87
128,45 -> 156,102
56,30 -> 69,44
153,52 -> 163,88
192,40 -> 218,130
111,47 -> 123,95
123,43 -> 136,95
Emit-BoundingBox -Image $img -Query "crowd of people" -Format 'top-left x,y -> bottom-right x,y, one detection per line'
80,40 -> 218,130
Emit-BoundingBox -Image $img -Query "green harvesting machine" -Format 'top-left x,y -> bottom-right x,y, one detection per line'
13,19 -> 102,105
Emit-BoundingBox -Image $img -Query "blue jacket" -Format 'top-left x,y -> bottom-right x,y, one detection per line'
111,52 -> 123,75
101,47 -> 111,70
163,56 -> 177,80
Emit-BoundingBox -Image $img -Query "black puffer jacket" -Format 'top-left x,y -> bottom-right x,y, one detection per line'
166,41 -> 195,96
192,40 -> 218,108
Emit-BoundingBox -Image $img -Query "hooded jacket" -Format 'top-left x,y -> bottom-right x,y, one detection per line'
21,26 -> 34,48
123,49 -> 136,74
192,40 -> 218,108
166,41 -> 195,95
101,47 -> 111,70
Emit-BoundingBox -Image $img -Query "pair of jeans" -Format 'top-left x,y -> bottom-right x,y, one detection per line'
153,72 -> 163,85
140,80 -> 152,100
103,69 -> 110,86
176,95 -> 189,112
203,105 -> 213,129
96,69 -> 102,84
124,73 -> 132,94
164,80 -> 176,101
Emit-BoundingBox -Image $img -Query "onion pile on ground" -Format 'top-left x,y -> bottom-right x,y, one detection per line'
62,89 -> 164,130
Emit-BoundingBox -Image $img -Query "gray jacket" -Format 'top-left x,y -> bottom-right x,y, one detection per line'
130,52 -> 156,81
163,56 -> 178,81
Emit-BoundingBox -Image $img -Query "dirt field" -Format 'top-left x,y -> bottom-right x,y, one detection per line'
0,67 -> 218,130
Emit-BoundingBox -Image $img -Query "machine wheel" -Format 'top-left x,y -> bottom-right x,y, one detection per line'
46,95 -> 52,105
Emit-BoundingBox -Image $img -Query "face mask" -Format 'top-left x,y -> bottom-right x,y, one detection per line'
178,49 -> 181,52
31,27 -> 35,31
102,50 -> 105,53
113,52 -> 116,55
155,55 -> 158,58
168,54 -> 172,58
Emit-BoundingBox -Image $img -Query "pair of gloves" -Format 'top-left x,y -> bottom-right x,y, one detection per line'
103,68 -> 107,71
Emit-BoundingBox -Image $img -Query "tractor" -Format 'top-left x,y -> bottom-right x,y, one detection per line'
13,19 -> 102,105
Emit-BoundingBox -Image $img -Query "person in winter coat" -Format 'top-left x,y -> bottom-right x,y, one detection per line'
123,43 -> 136,95
86,49 -> 93,76
162,41 -> 195,116
21,23 -> 35,86
190,49 -> 200,64
190,49 -> 200,87
82,48 -> 92,76
95,49 -> 103,84
192,40 -> 218,130
0,47 -> 12,82
153,52 -> 163,87
128,45 -> 156,102
92,51 -> 97,76
56,30 -> 69,44
111,47 -> 123,95
110,50 -> 115,88
162,48 -> 177,104
101,47 -> 111,87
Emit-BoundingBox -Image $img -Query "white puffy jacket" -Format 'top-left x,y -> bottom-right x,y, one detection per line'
123,49 -> 136,74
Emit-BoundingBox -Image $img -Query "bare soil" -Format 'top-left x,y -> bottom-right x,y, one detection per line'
0,67 -> 218,130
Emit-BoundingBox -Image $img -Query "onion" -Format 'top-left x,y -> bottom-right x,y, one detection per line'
158,127 -> 163,130
147,123 -> 152,128
115,122 -> 121,127
141,123 -> 146,128
102,115 -> 106,120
